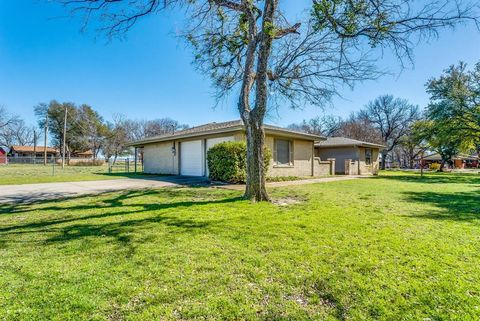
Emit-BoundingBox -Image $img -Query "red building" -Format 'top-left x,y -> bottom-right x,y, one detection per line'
0,147 -> 7,164
422,153 -> 479,169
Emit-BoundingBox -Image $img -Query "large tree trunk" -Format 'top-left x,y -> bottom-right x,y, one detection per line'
244,117 -> 269,202
237,0 -> 276,202
438,160 -> 446,172
381,150 -> 388,170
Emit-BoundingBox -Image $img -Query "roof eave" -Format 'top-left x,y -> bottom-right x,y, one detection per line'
315,143 -> 385,149
130,125 -> 324,147
129,125 -> 245,146
264,127 -> 325,141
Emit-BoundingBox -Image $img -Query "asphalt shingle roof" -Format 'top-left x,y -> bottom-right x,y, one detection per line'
131,120 -> 324,145
315,137 -> 385,148
11,145 -> 58,153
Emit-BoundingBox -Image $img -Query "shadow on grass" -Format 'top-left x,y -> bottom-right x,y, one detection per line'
379,173 -> 480,185
402,190 -> 480,221
0,189 -> 243,253
100,172 -> 210,184
0,178 -> 219,215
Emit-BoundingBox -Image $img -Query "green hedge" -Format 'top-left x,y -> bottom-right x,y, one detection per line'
207,141 -> 271,183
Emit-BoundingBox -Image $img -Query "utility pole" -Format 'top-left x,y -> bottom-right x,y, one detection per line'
420,150 -> 425,178
33,129 -> 37,165
62,106 -> 67,169
44,113 -> 48,166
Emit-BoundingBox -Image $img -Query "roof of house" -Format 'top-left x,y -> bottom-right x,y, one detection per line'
423,153 -> 479,161
131,120 -> 325,146
10,145 -> 58,153
315,137 -> 385,149
72,149 -> 94,156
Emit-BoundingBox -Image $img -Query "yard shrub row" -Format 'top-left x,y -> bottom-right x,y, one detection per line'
69,160 -> 105,166
207,141 -> 271,183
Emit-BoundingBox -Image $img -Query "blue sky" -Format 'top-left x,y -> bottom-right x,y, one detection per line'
1,0 -> 479,128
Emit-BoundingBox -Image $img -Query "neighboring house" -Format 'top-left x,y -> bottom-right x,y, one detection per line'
315,137 -> 384,175
71,150 -> 94,159
422,153 -> 479,169
131,120 -> 335,177
0,147 -> 7,165
9,145 -> 58,158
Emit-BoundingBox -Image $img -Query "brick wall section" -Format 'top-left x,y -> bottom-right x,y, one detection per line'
358,147 -> 380,175
143,141 -> 177,174
313,157 -> 335,176
265,136 -> 314,177
317,146 -> 359,174
143,131 -> 317,177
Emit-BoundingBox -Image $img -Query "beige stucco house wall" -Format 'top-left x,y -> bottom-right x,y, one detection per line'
143,132 -> 244,175
143,141 -> 177,175
358,147 -> 380,175
315,137 -> 383,175
316,147 -> 358,174
132,120 -> 334,178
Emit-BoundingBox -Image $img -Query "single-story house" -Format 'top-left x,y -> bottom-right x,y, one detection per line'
9,145 -> 58,158
131,120 -> 337,177
315,137 -> 384,175
422,153 -> 479,169
71,150 -> 94,159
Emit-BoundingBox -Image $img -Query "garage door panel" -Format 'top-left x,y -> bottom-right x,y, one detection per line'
180,140 -> 203,176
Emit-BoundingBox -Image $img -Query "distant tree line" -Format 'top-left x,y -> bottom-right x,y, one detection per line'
0,106 -> 39,147
289,61 -> 480,171
1,101 -> 188,163
3,60 -> 478,170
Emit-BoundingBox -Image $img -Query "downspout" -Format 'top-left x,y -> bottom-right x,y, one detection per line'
173,140 -> 177,175
311,142 -> 314,176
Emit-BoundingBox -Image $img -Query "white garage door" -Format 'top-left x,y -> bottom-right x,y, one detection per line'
206,136 -> 234,176
180,140 -> 203,176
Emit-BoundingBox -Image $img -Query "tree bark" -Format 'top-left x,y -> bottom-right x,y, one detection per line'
381,150 -> 388,170
238,0 -> 276,202
439,159 -> 446,172
244,117 -> 269,202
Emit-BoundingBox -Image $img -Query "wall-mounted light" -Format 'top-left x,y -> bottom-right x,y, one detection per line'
171,144 -> 176,156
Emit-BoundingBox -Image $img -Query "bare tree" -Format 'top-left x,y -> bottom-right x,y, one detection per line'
0,106 -> 20,145
0,107 -> 38,147
359,95 -> 420,169
77,104 -> 108,159
336,113 -> 383,143
398,129 -> 426,169
126,118 -> 189,141
60,0 -> 480,201
1,106 -> 17,128
288,115 -> 342,137
102,114 -> 131,164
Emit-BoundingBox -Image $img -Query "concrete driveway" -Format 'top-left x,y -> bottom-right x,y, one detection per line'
0,176 -> 207,204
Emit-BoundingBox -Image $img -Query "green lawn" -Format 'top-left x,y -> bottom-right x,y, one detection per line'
0,172 -> 479,320
0,164 -> 147,185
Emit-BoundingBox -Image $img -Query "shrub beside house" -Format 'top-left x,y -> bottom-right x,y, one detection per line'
207,141 -> 271,183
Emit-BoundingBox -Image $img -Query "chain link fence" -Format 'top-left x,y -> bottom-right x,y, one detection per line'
108,158 -> 144,173
1,156 -> 144,175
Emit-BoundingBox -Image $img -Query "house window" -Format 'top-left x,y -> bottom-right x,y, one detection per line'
365,148 -> 372,165
274,139 -> 293,166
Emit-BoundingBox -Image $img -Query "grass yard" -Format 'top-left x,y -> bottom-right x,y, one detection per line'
0,172 -> 479,320
0,164 -> 147,185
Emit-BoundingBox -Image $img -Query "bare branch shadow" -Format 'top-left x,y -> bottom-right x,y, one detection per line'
402,190 -> 480,222
0,188 -> 243,254
379,173 -> 480,185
